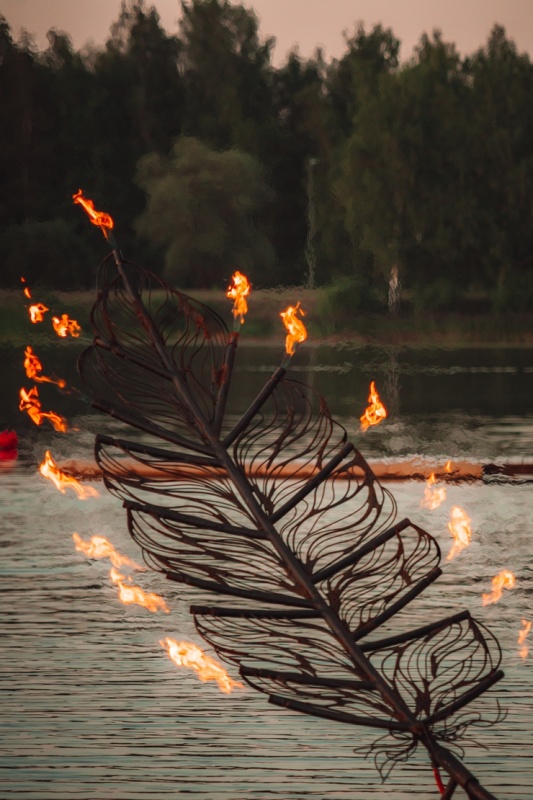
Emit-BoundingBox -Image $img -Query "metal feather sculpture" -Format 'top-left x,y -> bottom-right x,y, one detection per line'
75,192 -> 504,800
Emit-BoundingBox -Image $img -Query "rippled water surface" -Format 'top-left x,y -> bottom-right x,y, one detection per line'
1,343 -> 532,799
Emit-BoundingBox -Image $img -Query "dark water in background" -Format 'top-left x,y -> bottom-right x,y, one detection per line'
1,341 -> 533,799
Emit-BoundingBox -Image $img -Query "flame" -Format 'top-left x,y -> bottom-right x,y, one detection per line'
29,303 -> 49,323
72,532 -> 142,570
52,314 -> 81,338
21,277 -> 32,298
24,346 -> 66,388
518,619 -> 531,660
39,450 -> 99,498
482,569 -> 516,606
420,472 -> 446,510
160,637 -> 243,694
360,381 -> 387,432
109,567 -> 169,613
446,506 -> 472,560
445,460 -> 453,473
73,189 -> 114,230
227,271 -> 251,324
280,302 -> 307,355
19,387 -> 67,432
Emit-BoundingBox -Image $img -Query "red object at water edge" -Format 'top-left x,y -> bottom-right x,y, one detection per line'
0,429 -> 18,462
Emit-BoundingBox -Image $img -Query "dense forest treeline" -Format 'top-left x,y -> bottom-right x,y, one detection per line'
1,0 -> 533,315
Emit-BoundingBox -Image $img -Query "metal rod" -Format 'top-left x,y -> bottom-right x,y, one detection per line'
441,778 -> 459,799
222,366 -> 287,447
270,442 -> 355,522
163,569 -> 314,608
359,610 -> 471,652
124,499 -> 267,539
268,694 -> 414,732
427,670 -> 505,725
241,666 -> 376,690
98,434 -> 222,466
353,567 -> 442,641
213,332 -> 239,435
312,518 -> 412,584
190,605 -> 319,619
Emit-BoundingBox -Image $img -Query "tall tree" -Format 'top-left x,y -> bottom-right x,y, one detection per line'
135,136 -> 275,288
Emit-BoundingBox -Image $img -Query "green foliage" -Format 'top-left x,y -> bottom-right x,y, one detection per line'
0,6 -> 532,318
135,137 -> 275,287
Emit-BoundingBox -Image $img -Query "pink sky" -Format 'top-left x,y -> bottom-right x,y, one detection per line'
2,0 -> 533,63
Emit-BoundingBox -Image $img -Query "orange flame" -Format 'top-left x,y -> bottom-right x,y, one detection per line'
280,302 -> 307,355
227,271 -> 251,324
109,567 -> 169,613
21,277 -> 32,298
19,387 -> 67,431
24,346 -> 66,388
420,472 -> 446,510
29,303 -> 49,323
445,460 -> 453,473
446,506 -> 472,560
52,314 -> 81,338
482,569 -> 516,606
160,637 -> 243,694
518,619 -> 531,660
39,450 -> 99,498
360,381 -> 387,432
72,532 -> 142,570
73,189 -> 114,230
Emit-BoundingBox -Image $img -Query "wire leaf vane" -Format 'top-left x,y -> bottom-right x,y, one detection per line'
79,252 -> 504,800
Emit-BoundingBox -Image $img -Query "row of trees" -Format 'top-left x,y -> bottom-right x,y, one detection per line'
1,0 -> 533,311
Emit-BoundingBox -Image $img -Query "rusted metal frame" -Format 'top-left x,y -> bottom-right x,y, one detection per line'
268,694 -> 413,732
359,610 -> 471,652
427,670 -> 505,726
165,568 -> 315,608
92,335 -> 175,381
191,604 -> 319,619
269,441 -> 355,523
92,404 -> 212,455
124,499 -> 267,539
241,665 -> 377,691
222,366 -> 287,447
213,331 -> 239,436
110,248 -> 498,797
97,433 -> 222,467
312,518 -> 412,584
352,567 -> 443,641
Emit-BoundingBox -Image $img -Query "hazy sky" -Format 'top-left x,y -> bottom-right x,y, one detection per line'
2,0 -> 533,64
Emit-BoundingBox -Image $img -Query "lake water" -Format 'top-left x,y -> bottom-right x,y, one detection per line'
1,341 -> 532,799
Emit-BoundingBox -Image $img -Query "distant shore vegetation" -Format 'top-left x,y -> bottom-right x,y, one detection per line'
1,0 -> 533,319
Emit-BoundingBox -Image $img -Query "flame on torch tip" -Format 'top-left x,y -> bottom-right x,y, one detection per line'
72,189 -> 114,230
420,472 -> 446,510
109,567 -> 169,613
280,301 -> 307,356
21,277 -> 32,298
24,346 -> 67,388
72,532 -> 143,570
19,387 -> 68,432
482,569 -> 516,606
360,381 -> 387,432
39,450 -> 99,498
29,303 -> 49,323
52,314 -> 81,338
446,506 -> 472,560
518,619 -> 531,660
160,637 -> 243,694
227,271 -> 251,326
